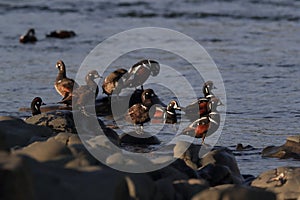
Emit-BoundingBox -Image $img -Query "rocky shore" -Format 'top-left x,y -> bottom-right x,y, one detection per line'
0,114 -> 299,200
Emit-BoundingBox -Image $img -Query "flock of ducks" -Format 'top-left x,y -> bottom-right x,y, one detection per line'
19,28 -> 76,43
30,58 -> 222,144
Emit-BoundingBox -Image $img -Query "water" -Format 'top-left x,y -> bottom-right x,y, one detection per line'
1,0 -> 300,175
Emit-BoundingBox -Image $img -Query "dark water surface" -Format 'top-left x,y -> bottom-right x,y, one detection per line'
1,0 -> 300,175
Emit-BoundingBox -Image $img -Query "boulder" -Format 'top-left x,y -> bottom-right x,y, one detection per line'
262,135 -> 300,159
25,110 -> 76,133
120,131 -> 160,145
197,147 -> 244,186
173,179 -> 209,200
192,184 -> 276,200
0,151 -> 35,200
0,116 -> 53,150
13,137 -> 73,162
173,141 -> 202,170
251,166 -> 300,200
115,174 -> 157,200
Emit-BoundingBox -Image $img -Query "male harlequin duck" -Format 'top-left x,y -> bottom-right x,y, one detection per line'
60,70 -> 101,106
19,28 -> 37,43
183,81 -> 220,121
123,59 -> 160,90
102,68 -> 128,96
151,100 -> 181,124
181,100 -> 220,143
55,60 -> 79,102
46,30 -> 76,39
202,80 -> 216,98
31,97 -> 46,116
125,89 -> 158,131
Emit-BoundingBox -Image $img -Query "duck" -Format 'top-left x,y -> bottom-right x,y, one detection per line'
183,80 -> 223,121
125,88 -> 158,131
102,68 -> 128,96
30,97 -> 46,116
19,28 -> 37,43
151,100 -> 181,124
123,59 -> 160,90
181,100 -> 220,143
60,70 -> 101,107
54,60 -> 79,102
46,30 -> 76,39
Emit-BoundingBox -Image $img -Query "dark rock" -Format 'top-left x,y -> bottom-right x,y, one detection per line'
25,110 -> 76,133
0,116 -> 53,150
242,174 -> 256,186
148,164 -> 190,182
251,166 -> 300,200
115,174 -> 157,200
120,131 -> 160,145
197,147 -> 244,186
155,178 -> 177,200
262,135 -> 300,159
170,159 -> 198,179
173,179 -> 209,200
173,141 -> 202,170
0,151 -> 35,200
192,184 -> 276,200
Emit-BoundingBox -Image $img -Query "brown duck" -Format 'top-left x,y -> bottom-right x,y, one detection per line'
19,28 -> 37,43
102,68 -> 128,96
60,70 -> 101,106
46,30 -> 76,39
54,60 -> 79,102
125,89 -> 158,129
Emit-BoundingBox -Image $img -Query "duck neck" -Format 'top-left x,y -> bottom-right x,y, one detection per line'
56,69 -> 66,81
31,103 -> 40,116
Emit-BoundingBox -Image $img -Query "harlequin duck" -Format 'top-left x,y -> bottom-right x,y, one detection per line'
31,97 -> 46,116
46,30 -> 76,39
202,80 -> 216,98
183,98 -> 209,121
181,100 -> 220,143
125,89 -> 158,130
54,60 -> 79,102
60,70 -> 101,106
19,28 -> 37,43
102,68 -> 128,96
123,59 -> 160,90
151,100 -> 181,124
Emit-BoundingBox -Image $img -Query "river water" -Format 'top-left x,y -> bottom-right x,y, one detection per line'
1,0 -> 300,175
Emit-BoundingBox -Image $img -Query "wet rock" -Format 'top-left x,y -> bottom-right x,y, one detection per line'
25,110 -> 76,133
262,135 -> 300,159
0,151 -> 35,200
192,184 -> 276,200
173,141 -> 202,170
120,131 -> 160,145
197,147 -> 244,186
251,166 -> 300,200
0,116 -> 53,150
